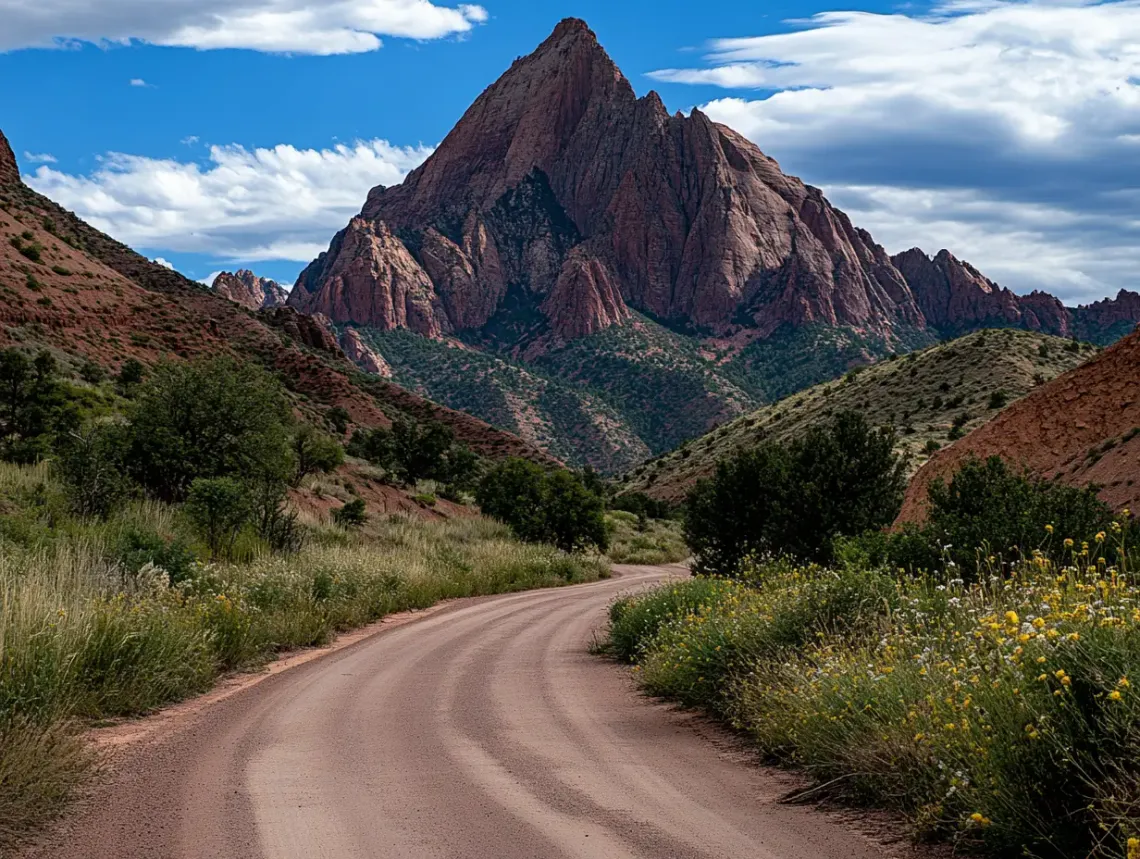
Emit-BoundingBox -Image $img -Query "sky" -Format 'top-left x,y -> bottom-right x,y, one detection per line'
0,0 -> 1137,304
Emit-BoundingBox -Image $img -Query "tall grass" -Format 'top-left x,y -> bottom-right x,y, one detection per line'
607,522 -> 1140,858
605,512 -> 688,565
0,466 -> 607,849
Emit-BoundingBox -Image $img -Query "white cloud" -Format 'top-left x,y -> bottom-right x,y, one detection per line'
180,135 -> 199,146
129,78 -> 150,87
152,256 -> 175,269
23,151 -> 56,163
651,0 -> 1140,303
26,139 -> 433,264
199,271 -> 223,287
0,0 -> 489,55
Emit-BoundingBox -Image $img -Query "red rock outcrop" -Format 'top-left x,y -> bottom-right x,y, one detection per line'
291,18 -> 926,346
1074,290 -> 1140,342
212,269 -> 289,311
898,329 -> 1140,520
292,218 -> 446,337
0,130 -> 19,186
893,248 -> 1047,334
895,248 -> 1140,343
339,327 -> 393,378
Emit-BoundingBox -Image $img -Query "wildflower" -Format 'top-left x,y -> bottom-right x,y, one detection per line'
1005,611 -> 1020,626
1096,531 -> 1107,543
1109,690 -> 1123,701
1121,678 -> 1131,688
1130,837 -> 1140,859
1064,539 -> 1075,549
1045,524 -> 1055,534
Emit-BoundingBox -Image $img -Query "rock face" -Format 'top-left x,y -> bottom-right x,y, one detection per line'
212,269 -> 289,311
0,130 -> 19,186
339,327 -> 394,378
291,18 -> 925,347
895,248 -> 1140,344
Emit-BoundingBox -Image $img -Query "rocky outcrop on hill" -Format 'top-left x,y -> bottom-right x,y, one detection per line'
212,269 -> 289,311
339,327 -> 393,378
291,18 -> 926,347
0,130 -> 19,186
895,248 -> 1140,344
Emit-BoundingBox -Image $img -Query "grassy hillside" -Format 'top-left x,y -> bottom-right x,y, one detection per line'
621,328 -> 1097,502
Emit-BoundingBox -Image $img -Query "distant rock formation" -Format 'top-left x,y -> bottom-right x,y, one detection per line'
212,269 -> 289,311
339,327 -> 393,378
0,130 -> 19,186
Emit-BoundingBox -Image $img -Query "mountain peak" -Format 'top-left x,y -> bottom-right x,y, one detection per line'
548,17 -> 595,40
0,129 -> 20,186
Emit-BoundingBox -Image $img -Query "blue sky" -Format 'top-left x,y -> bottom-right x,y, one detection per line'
1,0 -> 1137,303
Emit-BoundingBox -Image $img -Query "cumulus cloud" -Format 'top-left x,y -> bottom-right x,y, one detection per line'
199,271 -> 223,287
651,0 -> 1140,302
23,152 -> 56,163
26,139 -> 433,263
129,78 -> 150,87
0,0 -> 488,55
151,256 -> 175,269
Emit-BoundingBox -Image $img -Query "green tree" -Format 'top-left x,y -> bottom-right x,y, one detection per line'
54,423 -> 132,519
781,412 -> 907,562
0,349 -> 78,463
684,443 -> 792,576
326,406 -> 351,436
115,358 -> 146,397
291,425 -> 345,487
126,357 -> 293,501
388,419 -> 453,486
540,469 -> 608,553
185,477 -> 252,560
477,459 -> 607,553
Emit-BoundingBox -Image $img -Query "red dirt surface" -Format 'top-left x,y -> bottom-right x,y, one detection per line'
899,329 -> 1140,522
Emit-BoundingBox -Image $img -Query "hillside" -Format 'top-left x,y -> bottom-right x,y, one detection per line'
621,329 -> 1096,503
0,128 -> 555,470
899,328 -> 1140,520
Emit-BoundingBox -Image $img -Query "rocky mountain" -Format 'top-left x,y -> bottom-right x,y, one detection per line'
899,328 -> 1140,520
212,269 -> 289,311
0,130 -> 19,187
895,248 -> 1139,345
621,329 -> 1094,503
288,19 -> 1138,471
292,18 -> 927,349
0,126 -> 555,471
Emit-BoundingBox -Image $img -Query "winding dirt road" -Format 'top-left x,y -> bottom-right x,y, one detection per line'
28,566 -> 921,859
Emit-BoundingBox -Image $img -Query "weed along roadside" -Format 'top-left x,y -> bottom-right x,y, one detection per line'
602,414 -> 1140,859
0,350 -> 612,851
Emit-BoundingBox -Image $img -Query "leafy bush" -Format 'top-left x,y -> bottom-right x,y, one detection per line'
184,477 -> 251,560
610,531 -> 1140,858
477,458 -> 607,553
332,498 -> 367,529
114,358 -> 145,397
127,357 -> 292,501
685,411 -> 906,573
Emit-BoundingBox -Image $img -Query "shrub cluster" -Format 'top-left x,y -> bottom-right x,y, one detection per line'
477,458 -> 608,554
347,418 -> 478,495
684,411 -> 906,573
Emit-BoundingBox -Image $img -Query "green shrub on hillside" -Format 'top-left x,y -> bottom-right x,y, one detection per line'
685,411 -> 906,573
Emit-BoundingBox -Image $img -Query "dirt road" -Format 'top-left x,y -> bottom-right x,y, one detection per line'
28,566 -> 919,859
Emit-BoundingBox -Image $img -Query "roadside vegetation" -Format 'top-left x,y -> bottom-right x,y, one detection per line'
0,348 -> 606,850
606,409 -> 1140,858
